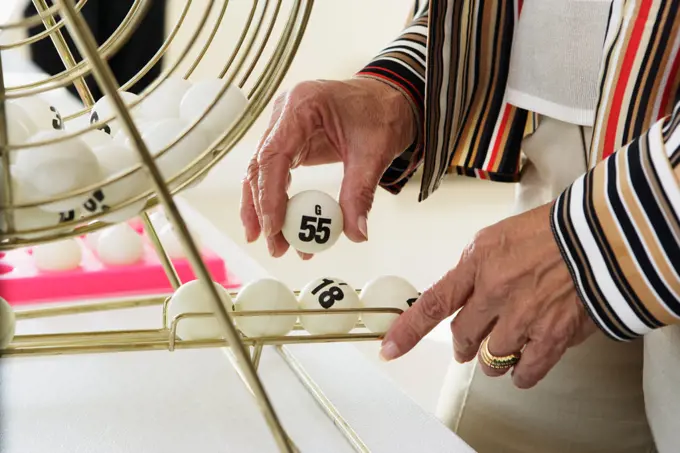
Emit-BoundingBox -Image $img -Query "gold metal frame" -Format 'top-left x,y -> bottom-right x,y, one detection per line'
0,2 -> 396,451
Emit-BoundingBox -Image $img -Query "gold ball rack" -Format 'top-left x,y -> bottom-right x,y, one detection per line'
0,2 -> 402,452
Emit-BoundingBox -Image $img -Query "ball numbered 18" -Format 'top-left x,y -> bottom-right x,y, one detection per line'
360,275 -> 420,333
298,277 -> 359,335
282,190 -> 343,254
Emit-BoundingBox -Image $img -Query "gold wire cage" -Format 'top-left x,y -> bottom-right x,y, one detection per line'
0,2 -> 406,452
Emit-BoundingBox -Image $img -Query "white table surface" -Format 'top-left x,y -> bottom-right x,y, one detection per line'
0,199 -> 474,453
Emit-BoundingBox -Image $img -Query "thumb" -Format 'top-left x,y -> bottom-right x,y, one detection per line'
338,157 -> 385,242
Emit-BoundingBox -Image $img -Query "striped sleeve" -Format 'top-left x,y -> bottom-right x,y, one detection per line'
552,102 -> 680,341
354,1 -> 428,194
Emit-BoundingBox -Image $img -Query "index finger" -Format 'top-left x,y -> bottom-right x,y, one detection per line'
256,100 -> 316,237
380,257 -> 476,361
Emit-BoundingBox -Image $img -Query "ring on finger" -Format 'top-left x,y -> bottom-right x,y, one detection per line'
479,336 -> 522,370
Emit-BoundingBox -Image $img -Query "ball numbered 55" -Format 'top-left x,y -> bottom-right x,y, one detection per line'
298,277 -> 359,335
281,190 -> 343,254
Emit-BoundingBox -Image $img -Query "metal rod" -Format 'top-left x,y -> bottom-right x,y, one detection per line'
276,346 -> 370,453
0,51 -> 15,234
32,0 -> 95,106
55,2 -> 293,451
141,212 -> 182,290
224,348 -> 300,452
15,295 -> 168,320
3,330 -> 382,358
251,343 -> 264,369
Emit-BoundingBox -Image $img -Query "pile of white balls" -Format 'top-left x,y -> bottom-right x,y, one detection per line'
4,77 -> 247,238
31,208 -> 196,272
166,274 -> 420,340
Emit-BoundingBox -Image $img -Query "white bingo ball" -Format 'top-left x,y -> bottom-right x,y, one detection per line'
113,118 -> 158,145
143,76 -> 193,119
96,223 -> 144,266
299,277 -> 360,335
33,238 -> 83,271
157,223 -> 202,259
15,130 -> 100,212
0,297 -> 16,349
179,79 -> 248,142
148,209 -> 169,230
11,97 -> 64,132
167,279 -> 234,340
235,278 -> 298,337
2,178 -> 79,239
158,223 -> 185,259
360,276 -> 419,333
85,229 -> 105,250
80,129 -> 112,148
138,118 -> 211,188
89,92 -> 151,137
83,143 -> 150,223
282,190 -> 344,254
5,102 -> 35,152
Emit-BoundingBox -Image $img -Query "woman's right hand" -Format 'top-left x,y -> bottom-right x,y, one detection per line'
240,78 -> 417,258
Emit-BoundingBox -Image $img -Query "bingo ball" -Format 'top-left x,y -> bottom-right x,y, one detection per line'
136,117 -> 211,189
235,278 -> 298,337
96,223 -> 144,266
157,223 -> 202,259
281,190 -> 343,254
360,275 -> 419,333
89,91 -> 151,137
157,223 -> 185,259
0,297 -> 16,349
5,101 -> 35,152
298,277 -> 360,335
33,238 -> 83,271
113,118 -> 158,145
179,79 -> 248,143
1,176 -> 79,238
80,129 -> 112,148
15,130 -> 100,212
143,76 -> 193,119
10,96 -> 64,132
167,280 -> 234,340
83,143 -> 150,223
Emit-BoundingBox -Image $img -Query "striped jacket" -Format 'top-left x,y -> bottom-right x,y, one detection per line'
357,0 -> 680,341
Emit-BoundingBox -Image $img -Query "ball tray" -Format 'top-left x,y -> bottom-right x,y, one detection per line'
0,227 -> 239,306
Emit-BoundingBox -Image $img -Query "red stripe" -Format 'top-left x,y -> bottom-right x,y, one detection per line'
359,66 -> 424,104
485,105 -> 512,171
518,0 -> 524,15
659,47 -> 680,117
602,0 -> 652,159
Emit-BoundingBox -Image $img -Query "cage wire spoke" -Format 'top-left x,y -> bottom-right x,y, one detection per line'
0,0 -> 89,48
53,1 -> 297,451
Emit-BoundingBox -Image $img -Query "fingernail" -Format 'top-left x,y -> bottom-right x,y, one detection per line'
358,215 -> 368,240
267,237 -> 276,256
454,351 -> 464,363
379,341 -> 399,362
246,230 -> 257,243
263,215 -> 272,237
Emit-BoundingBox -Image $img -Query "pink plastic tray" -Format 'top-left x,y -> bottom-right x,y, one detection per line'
0,227 -> 240,306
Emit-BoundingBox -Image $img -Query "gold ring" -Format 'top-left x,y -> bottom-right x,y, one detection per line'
479,336 -> 521,370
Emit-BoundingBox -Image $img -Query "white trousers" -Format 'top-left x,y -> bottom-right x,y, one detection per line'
435,117 -> 656,453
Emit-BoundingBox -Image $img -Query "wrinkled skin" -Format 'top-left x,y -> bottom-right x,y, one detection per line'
242,78 -> 597,390
240,78 -> 416,258
380,203 -> 598,389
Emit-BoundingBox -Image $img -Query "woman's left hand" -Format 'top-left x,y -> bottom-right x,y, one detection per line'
379,203 -> 598,389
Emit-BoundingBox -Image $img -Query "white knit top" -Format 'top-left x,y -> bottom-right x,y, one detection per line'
506,0 -> 612,127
